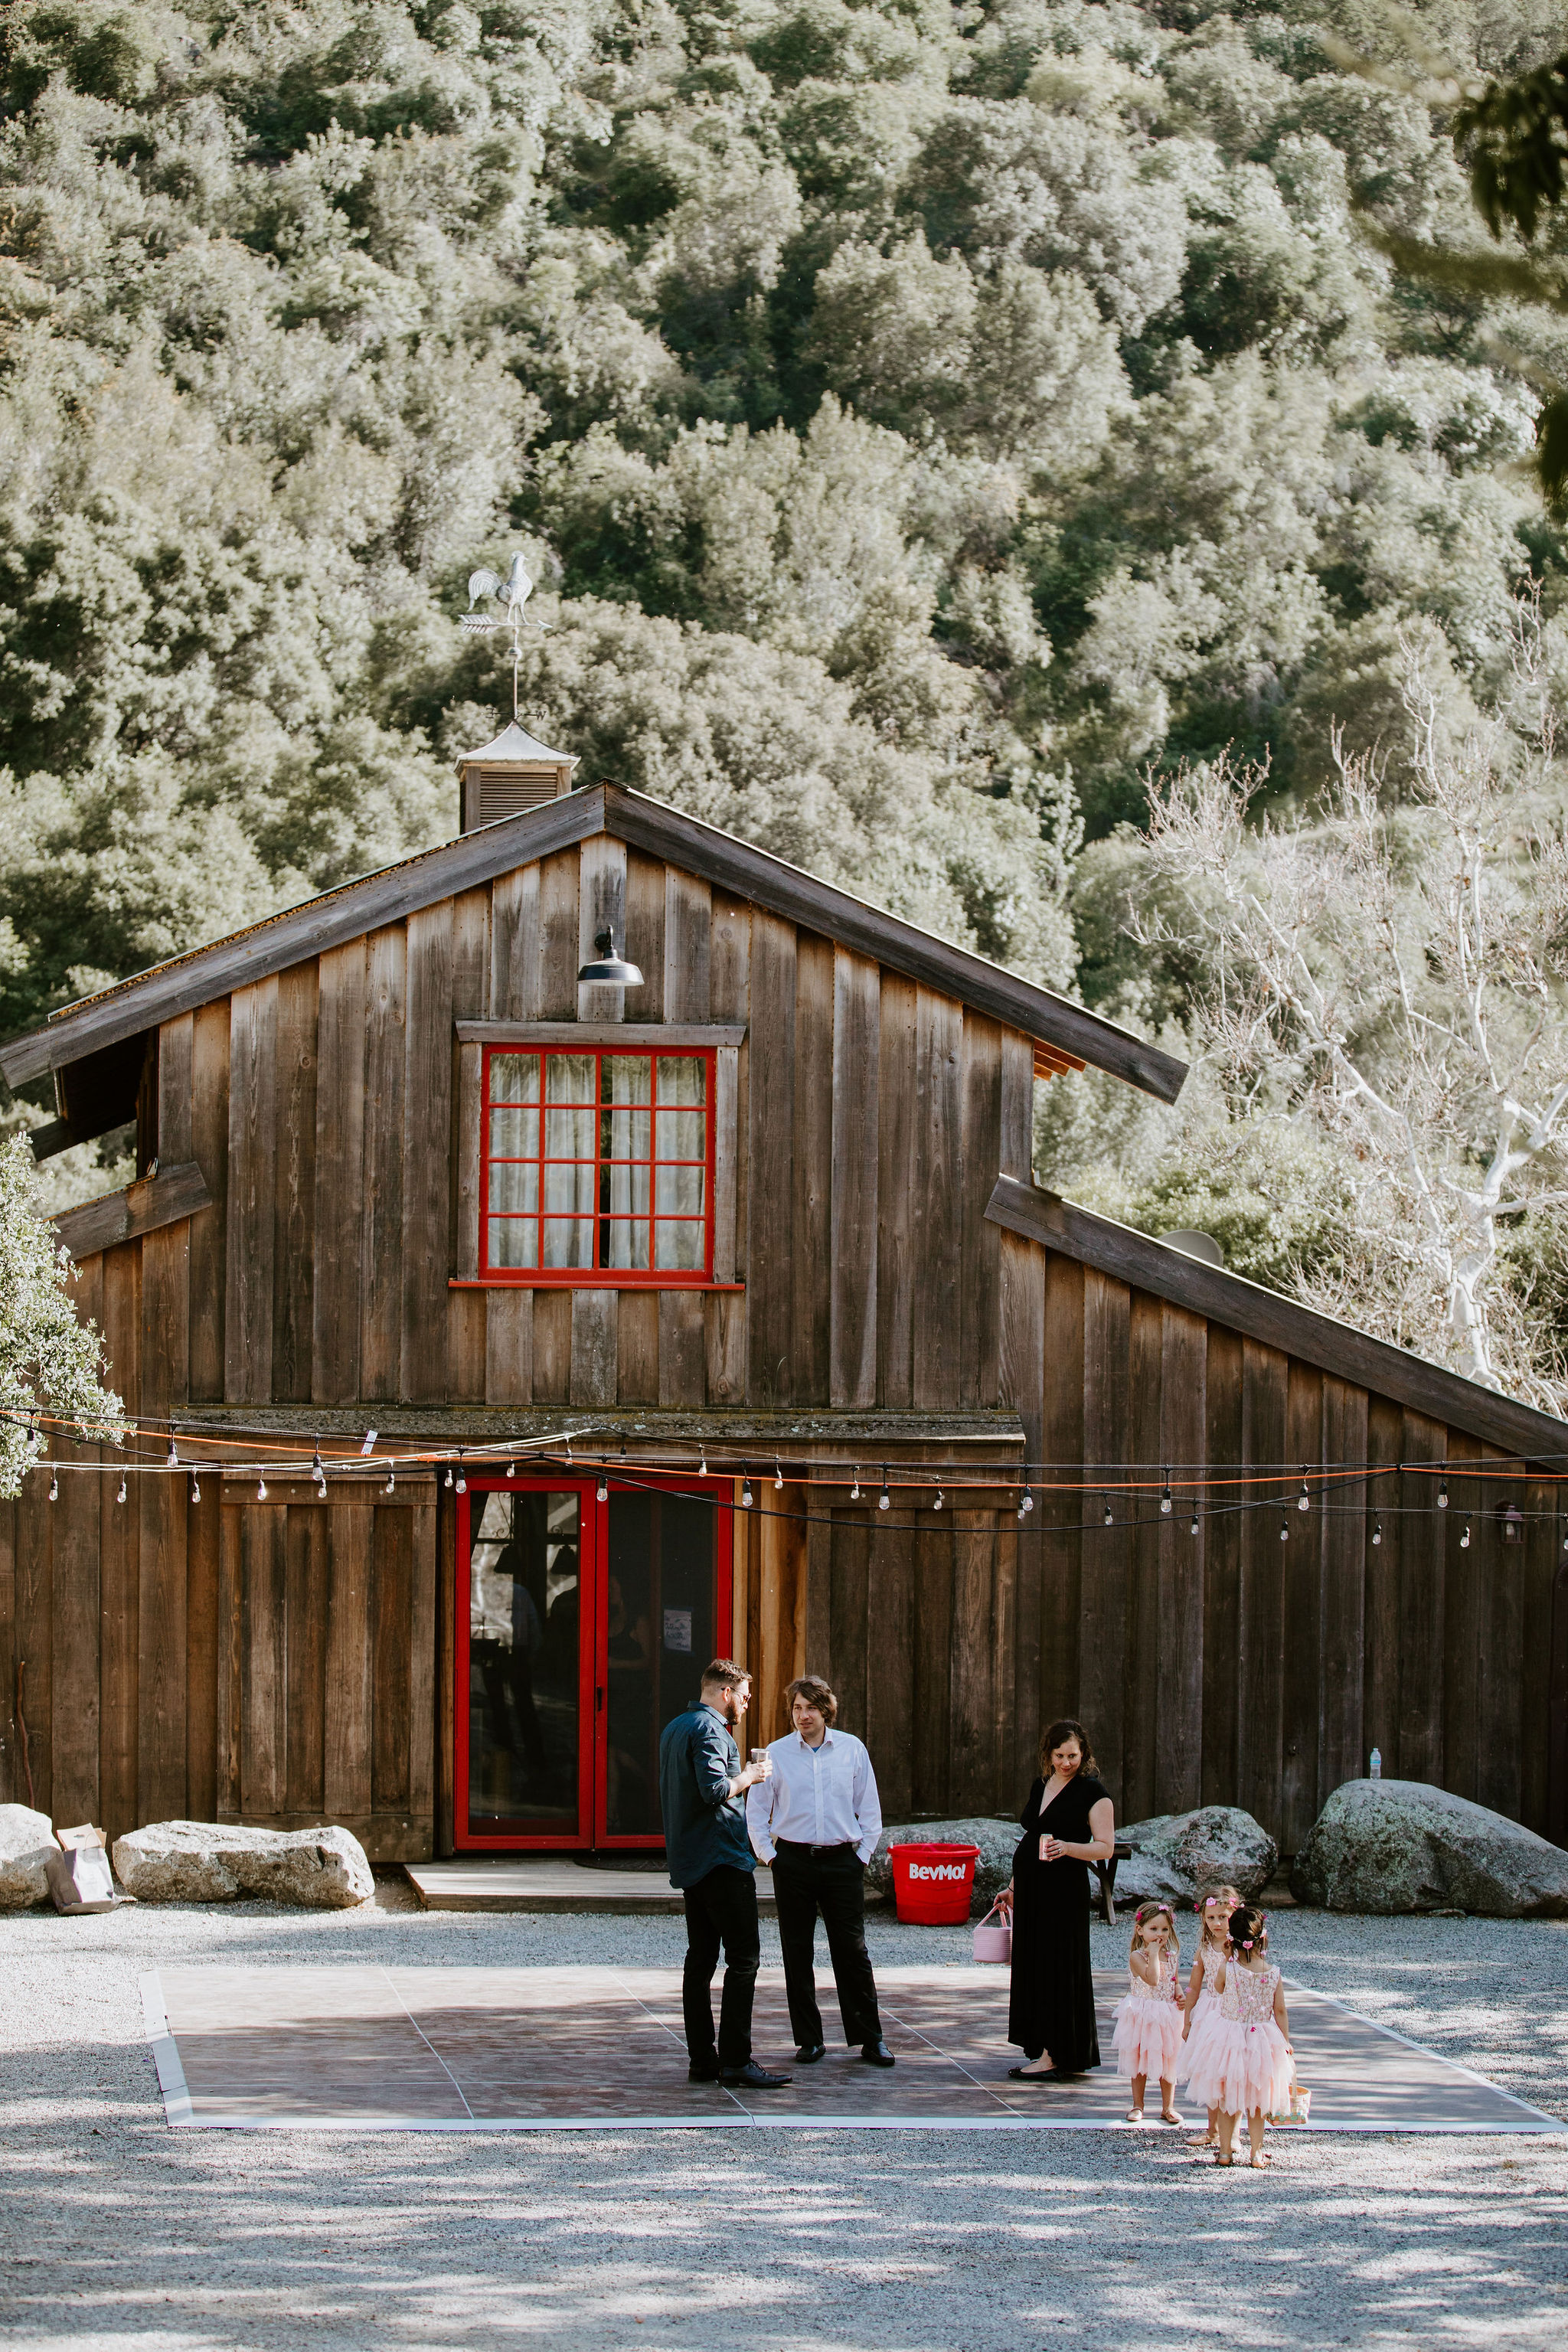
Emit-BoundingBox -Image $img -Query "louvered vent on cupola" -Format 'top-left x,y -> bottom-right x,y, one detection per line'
456,720 -> 579,832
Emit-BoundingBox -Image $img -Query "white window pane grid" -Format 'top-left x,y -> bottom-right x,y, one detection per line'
484,1048 -> 711,1276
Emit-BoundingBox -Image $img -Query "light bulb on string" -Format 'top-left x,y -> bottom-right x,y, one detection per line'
1102,1496 -> 1113,1527
1279,1512 -> 1289,1543
384,1466 -> 396,1495
455,1449 -> 467,1495
1298,1466 -> 1311,1511
48,1469 -> 58,1502
1561,1520 -> 1568,1552
1188,1509 -> 1200,1537
444,1463 -> 454,1489
312,1445 -> 324,1481
257,1475 -> 266,1501
1438,1476 -> 1449,1509
1020,1488 -> 1034,1514
699,1446 -> 708,1479
1460,1520 -> 1472,1550
740,1469 -> 753,1509
564,1439 -> 573,1465
1373,1520 -> 1383,1547
1160,1468 -> 1172,1516
850,1466 -> 861,1500
934,1485 -> 945,1511
166,1438 -> 178,1470
116,1474 -> 127,1504
506,1461 -> 515,1480
596,1468 -> 609,1502
190,1475 -> 200,1504
774,1459 -> 784,1491
878,1466 -> 891,1511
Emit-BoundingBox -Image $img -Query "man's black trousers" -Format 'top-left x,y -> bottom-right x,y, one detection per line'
681,1864 -> 760,2069
771,1841 -> 883,2048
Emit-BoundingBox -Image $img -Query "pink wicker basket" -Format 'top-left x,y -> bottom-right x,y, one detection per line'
972,1899 -> 1012,1964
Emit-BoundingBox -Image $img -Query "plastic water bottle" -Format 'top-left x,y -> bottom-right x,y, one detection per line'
1369,1746 -> 1382,1782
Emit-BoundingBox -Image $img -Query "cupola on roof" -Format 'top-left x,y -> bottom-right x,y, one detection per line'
455,720 -> 578,832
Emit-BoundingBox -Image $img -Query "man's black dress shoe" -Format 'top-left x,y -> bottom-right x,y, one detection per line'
795,2043 -> 826,2064
720,2059 -> 793,2089
688,2060 -> 722,2082
861,2039 -> 896,2067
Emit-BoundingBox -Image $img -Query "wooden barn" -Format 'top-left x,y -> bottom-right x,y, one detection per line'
3,743 -> 1567,1860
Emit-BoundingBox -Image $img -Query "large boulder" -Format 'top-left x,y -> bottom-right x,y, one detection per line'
867,1819 -> 1021,1915
0,1805 -> 59,1909
1292,1780 -> 1568,1917
1114,1806 -> 1278,1911
112,1821 -> 374,1909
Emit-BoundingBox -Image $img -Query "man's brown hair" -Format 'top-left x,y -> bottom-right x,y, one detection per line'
701,1658 -> 749,1691
785,1674 -> 838,1725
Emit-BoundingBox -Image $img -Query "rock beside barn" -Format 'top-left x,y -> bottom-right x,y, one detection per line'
866,1819 -> 1021,1914
1292,1780 -> 1568,1916
1114,1806 -> 1278,1910
111,1821 -> 374,1908
0,1805 -> 60,1909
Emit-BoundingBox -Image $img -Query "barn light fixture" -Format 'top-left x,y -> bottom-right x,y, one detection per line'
577,926 -> 644,987
1160,1469 -> 1172,1516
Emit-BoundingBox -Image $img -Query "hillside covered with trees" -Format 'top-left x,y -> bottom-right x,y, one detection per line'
6,0 -> 1568,1396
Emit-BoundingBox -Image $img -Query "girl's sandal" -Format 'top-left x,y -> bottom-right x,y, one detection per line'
1158,2110 -> 1184,2126
1125,2108 -> 1147,2125
1212,2153 -> 1234,2167
1186,2135 -> 1217,2151
1249,2151 -> 1272,2168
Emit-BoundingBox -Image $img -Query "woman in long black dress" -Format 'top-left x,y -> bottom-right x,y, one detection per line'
1003,1719 -> 1116,2079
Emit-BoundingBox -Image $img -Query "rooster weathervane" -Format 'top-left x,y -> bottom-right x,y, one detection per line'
460,551 -> 550,721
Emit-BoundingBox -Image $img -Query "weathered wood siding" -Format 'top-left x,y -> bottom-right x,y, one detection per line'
2,828 -> 1565,1856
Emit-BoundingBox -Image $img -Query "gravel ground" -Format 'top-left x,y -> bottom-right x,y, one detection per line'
1,1885 -> 1565,2351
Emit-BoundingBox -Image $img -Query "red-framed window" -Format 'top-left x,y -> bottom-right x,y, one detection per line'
480,1044 -> 715,1285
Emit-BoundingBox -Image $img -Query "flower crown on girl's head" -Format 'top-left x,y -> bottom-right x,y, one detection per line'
1227,1905 -> 1268,1952
1132,1903 -> 1175,1932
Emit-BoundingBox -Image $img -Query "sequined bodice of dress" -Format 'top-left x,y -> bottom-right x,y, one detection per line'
1219,1961 -> 1279,2024
1126,1954 -> 1177,2008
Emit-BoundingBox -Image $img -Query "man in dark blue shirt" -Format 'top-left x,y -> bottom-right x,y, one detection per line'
659,1658 -> 792,2089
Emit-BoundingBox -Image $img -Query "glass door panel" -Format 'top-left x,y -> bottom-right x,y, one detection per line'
464,1488 -> 586,1840
602,1491 -> 718,1839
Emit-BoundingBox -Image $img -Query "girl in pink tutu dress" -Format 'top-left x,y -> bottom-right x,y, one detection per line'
1111,1903 -> 1185,2125
1179,1882 -> 1242,2151
1184,1903 -> 1294,2167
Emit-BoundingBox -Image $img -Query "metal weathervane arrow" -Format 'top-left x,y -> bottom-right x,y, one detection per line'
460,551 -> 551,720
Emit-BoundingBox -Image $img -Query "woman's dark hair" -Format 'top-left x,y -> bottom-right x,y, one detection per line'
1039,1719 -> 1099,1778
1227,1903 -> 1268,1952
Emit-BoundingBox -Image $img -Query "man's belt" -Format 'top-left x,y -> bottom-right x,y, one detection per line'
775,1838 -> 858,1856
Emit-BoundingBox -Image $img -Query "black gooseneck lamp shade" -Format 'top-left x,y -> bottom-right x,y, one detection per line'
577,925 -> 643,986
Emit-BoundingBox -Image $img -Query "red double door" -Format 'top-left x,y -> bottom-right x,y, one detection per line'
455,1476 -> 733,1850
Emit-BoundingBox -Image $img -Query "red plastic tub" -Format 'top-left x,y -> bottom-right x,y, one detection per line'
889,1841 -> 981,1925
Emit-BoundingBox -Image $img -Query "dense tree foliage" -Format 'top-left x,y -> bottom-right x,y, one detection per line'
7,0 -> 1568,1374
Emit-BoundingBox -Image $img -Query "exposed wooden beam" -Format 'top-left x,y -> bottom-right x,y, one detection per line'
602,791 -> 1186,1104
3,785 -> 1187,1106
455,1021 -> 747,1048
51,1161 -> 212,1263
984,1173 -> 1568,1465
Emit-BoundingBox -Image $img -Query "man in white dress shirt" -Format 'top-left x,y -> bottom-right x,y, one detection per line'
746,1675 -> 893,2067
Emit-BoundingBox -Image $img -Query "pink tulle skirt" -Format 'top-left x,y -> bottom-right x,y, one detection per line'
1112,1993 -> 1185,2082
1178,1991 -> 1220,2086
1184,2017 -> 1293,2117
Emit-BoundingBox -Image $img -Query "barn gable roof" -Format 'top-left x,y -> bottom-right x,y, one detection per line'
0,783 -> 1187,1103
985,1174 -> 1568,1462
